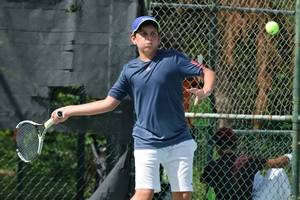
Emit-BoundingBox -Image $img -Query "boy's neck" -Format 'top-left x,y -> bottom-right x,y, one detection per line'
138,50 -> 157,62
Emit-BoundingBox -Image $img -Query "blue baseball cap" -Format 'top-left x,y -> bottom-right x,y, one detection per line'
131,16 -> 160,34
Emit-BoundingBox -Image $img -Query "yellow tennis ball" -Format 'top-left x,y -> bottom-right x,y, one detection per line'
265,21 -> 279,35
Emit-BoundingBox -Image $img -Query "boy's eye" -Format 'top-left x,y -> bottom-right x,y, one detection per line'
139,32 -> 157,37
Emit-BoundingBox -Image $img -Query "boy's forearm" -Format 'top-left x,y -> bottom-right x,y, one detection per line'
202,67 -> 216,96
67,96 -> 120,117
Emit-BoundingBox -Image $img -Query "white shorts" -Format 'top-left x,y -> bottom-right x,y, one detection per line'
134,139 -> 197,193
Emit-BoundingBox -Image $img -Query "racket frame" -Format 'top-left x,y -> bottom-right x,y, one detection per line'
15,111 -> 62,162
15,118 -> 55,162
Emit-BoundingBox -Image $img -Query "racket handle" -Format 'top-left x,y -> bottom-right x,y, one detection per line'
44,118 -> 55,129
44,111 -> 63,129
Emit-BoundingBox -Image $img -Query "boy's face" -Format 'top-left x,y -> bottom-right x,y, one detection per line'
131,24 -> 160,55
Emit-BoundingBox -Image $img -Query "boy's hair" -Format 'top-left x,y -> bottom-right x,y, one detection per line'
135,21 -> 159,34
213,127 -> 238,149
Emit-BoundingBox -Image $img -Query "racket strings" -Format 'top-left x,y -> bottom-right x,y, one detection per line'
16,123 -> 40,162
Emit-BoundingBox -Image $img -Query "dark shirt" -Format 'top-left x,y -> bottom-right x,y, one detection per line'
201,152 -> 266,200
108,49 -> 203,149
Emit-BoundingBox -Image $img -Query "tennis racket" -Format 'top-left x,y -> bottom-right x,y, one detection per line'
15,111 -> 63,162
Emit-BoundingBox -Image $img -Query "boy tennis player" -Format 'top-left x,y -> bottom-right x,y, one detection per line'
52,16 -> 215,200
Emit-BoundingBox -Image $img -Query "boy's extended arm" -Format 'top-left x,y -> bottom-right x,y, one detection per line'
51,96 -> 120,123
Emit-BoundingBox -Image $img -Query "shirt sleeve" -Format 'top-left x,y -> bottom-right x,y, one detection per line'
284,153 -> 292,161
108,67 -> 130,101
174,50 -> 204,77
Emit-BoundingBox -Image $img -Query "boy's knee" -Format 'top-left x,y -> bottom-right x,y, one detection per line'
172,191 -> 192,200
131,189 -> 154,200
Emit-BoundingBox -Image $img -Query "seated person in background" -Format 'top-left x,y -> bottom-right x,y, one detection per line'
252,153 -> 292,200
201,127 -> 290,200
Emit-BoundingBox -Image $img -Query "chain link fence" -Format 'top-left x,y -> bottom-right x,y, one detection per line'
0,131 -> 133,200
0,0 -> 298,200
0,86 -> 135,200
148,0 -> 296,199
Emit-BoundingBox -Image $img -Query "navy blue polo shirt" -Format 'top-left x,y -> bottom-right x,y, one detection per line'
108,49 -> 203,149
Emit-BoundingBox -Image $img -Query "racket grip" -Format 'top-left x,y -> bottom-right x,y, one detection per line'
44,111 -> 62,129
44,118 -> 55,129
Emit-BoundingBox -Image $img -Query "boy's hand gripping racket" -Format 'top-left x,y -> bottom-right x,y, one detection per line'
15,111 -> 63,162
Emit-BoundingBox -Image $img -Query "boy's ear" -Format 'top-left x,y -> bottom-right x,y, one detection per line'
130,34 -> 136,45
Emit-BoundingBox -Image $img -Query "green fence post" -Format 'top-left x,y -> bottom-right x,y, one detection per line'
292,0 -> 300,199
